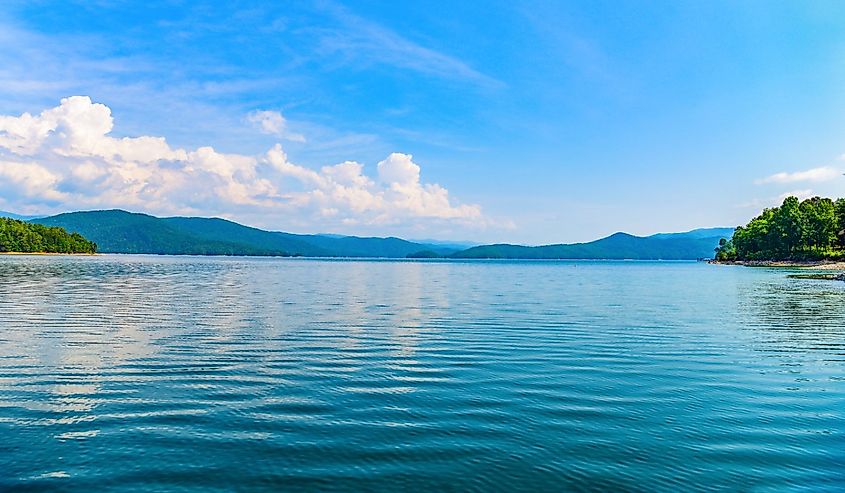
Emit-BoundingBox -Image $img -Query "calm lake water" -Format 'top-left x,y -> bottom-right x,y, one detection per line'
1,256 -> 844,491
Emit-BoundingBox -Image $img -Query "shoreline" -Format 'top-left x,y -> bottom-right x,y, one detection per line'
0,252 -> 99,256
709,259 -> 845,270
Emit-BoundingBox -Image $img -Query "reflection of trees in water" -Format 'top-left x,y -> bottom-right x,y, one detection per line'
735,273 -> 845,356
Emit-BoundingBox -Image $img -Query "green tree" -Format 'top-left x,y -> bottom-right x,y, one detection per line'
800,197 -> 837,253
835,198 -> 845,248
721,195 -> 845,261
769,196 -> 804,258
0,217 -> 97,254
714,237 -> 736,261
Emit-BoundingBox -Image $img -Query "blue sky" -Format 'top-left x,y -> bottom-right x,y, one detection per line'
2,1 -> 845,244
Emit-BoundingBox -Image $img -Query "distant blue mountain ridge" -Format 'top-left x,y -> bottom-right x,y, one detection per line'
0,209 -> 734,259
649,227 -> 736,240
449,230 -> 734,260
0,211 -> 44,221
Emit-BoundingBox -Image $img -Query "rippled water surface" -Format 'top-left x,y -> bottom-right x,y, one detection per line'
1,256 -> 844,491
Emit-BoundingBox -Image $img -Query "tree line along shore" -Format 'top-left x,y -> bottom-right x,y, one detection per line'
715,196 -> 845,262
0,217 -> 97,254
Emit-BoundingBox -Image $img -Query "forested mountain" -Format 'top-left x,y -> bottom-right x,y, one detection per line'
35,211 -> 296,256
33,210 -> 458,257
159,216 -> 330,256
0,217 -> 96,254
29,209 -> 731,259
449,231 -> 727,260
715,196 -> 845,261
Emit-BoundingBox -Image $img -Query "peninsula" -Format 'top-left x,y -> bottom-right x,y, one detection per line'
714,196 -> 845,265
0,217 -> 97,254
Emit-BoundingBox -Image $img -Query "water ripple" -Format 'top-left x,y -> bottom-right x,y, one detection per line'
1,257 -> 844,491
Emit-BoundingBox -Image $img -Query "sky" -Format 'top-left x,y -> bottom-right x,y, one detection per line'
2,1 -> 845,244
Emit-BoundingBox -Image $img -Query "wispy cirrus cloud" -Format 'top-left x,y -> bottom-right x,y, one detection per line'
756,166 -> 841,184
0,18 -> 386,167
310,1 -> 503,89
0,2 -> 498,165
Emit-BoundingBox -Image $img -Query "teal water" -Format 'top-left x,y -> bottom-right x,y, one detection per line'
1,257 -> 844,491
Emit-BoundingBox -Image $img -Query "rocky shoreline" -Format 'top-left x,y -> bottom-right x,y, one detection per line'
710,259 -> 845,282
709,259 -> 845,270
787,272 -> 845,281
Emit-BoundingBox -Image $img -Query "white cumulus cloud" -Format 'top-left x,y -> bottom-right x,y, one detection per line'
0,96 -> 484,231
756,166 -> 841,184
778,189 -> 815,201
246,110 -> 306,142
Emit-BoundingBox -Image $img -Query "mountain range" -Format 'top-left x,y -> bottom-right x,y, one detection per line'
11,209 -> 733,259
31,210 -> 460,257
450,230 -> 734,260
0,211 -> 44,221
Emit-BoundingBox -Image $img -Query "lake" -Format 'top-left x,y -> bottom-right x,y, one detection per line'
1,256 -> 844,491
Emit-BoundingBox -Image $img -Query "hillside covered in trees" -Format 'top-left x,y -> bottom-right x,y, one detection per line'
715,196 -> 845,261
33,210 -> 460,257
449,231 -> 730,260
0,217 -> 97,254
29,209 -> 731,259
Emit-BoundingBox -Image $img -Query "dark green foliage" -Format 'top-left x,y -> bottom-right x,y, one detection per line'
0,217 -> 96,254
717,196 -> 845,261
835,198 -> 845,249
800,197 -> 837,251
32,210 -> 458,257
714,238 -> 736,261
452,231 -> 727,260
